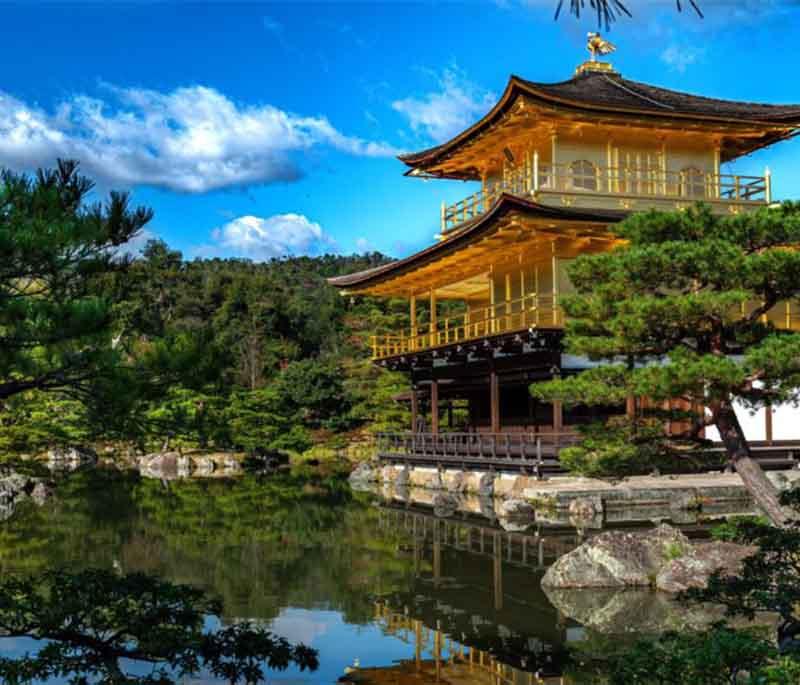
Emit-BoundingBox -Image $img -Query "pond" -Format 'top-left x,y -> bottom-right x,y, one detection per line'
0,466 -> 727,684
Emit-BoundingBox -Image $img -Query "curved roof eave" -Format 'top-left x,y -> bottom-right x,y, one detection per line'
398,74 -> 800,173
327,194 -> 627,291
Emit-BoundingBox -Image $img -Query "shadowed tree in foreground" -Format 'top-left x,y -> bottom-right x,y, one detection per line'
0,568 -> 318,684
532,203 -> 800,526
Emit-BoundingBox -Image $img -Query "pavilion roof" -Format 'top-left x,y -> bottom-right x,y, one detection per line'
399,70 -> 800,177
327,194 -> 626,292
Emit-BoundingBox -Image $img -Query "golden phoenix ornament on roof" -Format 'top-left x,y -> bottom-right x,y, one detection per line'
587,32 -> 616,62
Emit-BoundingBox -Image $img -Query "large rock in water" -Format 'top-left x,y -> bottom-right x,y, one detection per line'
655,541 -> 756,593
541,524 -> 753,592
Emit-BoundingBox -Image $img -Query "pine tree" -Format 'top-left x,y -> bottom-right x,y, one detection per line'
532,203 -> 800,526
0,160 -> 152,402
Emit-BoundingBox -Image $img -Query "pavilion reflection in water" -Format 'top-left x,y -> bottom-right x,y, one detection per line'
345,603 -> 568,685
341,506 -> 594,684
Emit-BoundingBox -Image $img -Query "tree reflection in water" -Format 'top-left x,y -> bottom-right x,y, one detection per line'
0,467 -> 719,683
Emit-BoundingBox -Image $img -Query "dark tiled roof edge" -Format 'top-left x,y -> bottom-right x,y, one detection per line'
327,195 -> 626,289
399,71 -> 800,170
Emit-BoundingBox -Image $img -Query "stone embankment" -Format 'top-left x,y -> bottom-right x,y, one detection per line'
137,451 -> 244,480
350,462 -> 800,520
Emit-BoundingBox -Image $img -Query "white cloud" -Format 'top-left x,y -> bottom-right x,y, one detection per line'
392,67 -> 495,143
0,84 -> 399,194
355,236 -> 372,252
210,213 -> 336,260
660,44 -> 706,72
116,229 -> 158,259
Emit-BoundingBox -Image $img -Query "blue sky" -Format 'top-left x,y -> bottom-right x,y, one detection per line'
2,0 -> 800,261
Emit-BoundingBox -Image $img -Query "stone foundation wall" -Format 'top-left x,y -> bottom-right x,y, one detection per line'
349,461 -> 800,519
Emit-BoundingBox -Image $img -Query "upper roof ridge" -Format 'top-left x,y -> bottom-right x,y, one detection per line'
601,74 -> 675,110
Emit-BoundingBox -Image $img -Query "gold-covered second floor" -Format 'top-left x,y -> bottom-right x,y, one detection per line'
329,196 -> 800,362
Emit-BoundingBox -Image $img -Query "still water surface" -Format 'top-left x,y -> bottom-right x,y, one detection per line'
0,467 -> 713,684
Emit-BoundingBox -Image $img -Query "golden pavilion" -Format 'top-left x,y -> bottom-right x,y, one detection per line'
329,39 -> 800,471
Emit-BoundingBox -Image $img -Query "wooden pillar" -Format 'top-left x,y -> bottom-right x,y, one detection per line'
551,244 -> 559,326
410,384 -> 419,432
626,395 -> 636,419
430,380 -> 439,436
553,401 -> 563,433
414,620 -> 422,669
489,271 -> 496,333
493,532 -> 503,611
766,404 -> 774,445
433,520 -> 442,587
490,368 -> 500,433
409,295 -> 417,350
504,272 -> 512,330
429,290 -> 437,343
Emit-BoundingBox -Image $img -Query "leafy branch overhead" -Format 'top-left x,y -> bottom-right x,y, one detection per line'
555,0 -> 703,27
0,568 -> 318,685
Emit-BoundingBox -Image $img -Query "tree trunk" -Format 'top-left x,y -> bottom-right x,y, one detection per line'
714,401 -> 789,527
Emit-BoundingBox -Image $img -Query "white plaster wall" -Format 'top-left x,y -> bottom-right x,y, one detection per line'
704,401 -> 800,442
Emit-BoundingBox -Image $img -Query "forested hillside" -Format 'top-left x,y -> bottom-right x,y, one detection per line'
0,165 -> 411,458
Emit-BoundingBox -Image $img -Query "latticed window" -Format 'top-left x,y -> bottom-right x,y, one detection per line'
569,160 -> 598,191
680,167 -> 706,198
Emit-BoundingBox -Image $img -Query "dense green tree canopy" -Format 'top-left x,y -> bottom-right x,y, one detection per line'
0,162 -> 409,456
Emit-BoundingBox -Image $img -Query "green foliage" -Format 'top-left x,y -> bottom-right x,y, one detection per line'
0,391 -> 90,455
607,625 -> 777,685
0,160 -> 152,403
555,415 -> 721,478
710,515 -> 769,542
532,203 -> 800,481
272,358 -> 350,431
685,489 -> 800,651
226,387 -> 312,453
0,161 -> 403,453
0,568 -> 318,684
344,360 -> 410,435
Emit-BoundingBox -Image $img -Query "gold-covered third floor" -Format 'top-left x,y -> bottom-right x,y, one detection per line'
439,140 -> 772,234
396,47 -> 800,235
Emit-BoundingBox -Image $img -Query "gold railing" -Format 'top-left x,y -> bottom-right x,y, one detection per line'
373,602 -> 565,685
370,295 -> 800,361
371,294 -> 561,360
441,158 -> 771,232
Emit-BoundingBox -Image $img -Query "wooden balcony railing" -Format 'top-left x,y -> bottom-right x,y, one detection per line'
441,157 -> 771,233
370,294 -> 800,361
370,293 -> 561,360
377,431 -> 580,473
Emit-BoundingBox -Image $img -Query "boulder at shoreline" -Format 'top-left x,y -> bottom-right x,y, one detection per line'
541,524 -> 754,593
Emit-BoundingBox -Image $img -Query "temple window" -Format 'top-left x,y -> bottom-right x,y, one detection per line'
569,160 -> 598,191
680,166 -> 706,198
